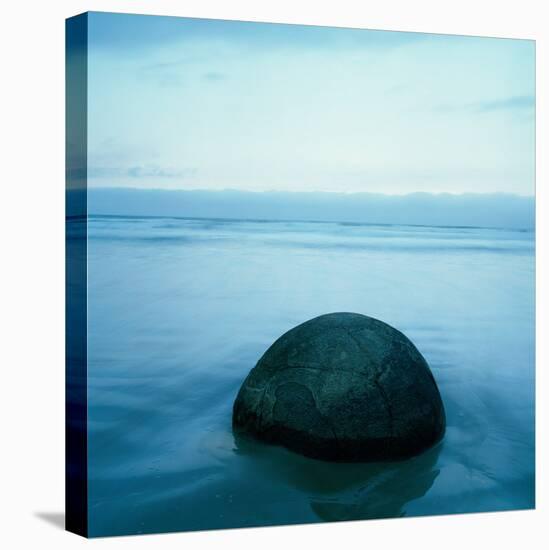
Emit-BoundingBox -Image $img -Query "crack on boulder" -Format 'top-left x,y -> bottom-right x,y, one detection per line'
372,370 -> 394,437
346,329 -> 394,437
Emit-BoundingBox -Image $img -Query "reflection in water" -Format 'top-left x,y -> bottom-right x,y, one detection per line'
234,433 -> 441,522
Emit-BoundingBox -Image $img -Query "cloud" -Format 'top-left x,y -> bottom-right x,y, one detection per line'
87,188 -> 535,230
89,164 -> 196,179
138,59 -> 192,87
435,95 -> 535,114
138,59 -> 227,87
203,71 -> 226,82
473,95 -> 535,112
139,56 -> 208,75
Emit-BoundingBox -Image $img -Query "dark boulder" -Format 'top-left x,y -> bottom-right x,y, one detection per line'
233,312 -> 445,462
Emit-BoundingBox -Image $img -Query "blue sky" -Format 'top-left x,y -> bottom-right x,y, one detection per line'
87,12 -> 535,195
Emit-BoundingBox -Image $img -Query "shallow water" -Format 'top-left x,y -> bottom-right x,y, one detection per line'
86,216 -> 535,537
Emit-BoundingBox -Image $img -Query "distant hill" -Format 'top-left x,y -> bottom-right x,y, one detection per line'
69,187 -> 535,230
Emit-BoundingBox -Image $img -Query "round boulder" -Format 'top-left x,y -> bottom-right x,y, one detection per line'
233,312 -> 445,462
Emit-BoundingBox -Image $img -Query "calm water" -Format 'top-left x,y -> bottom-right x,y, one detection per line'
86,216 -> 535,537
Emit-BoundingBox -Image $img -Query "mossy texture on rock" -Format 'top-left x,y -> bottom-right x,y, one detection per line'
233,312 -> 445,462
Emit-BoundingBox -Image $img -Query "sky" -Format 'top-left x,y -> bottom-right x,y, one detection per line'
86,12 -> 535,196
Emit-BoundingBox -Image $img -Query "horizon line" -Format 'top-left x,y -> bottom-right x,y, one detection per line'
84,212 -> 534,232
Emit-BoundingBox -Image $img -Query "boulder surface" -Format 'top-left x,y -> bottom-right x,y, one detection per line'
233,312 -> 445,462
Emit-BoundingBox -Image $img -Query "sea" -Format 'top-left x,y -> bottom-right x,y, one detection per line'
85,215 -> 535,536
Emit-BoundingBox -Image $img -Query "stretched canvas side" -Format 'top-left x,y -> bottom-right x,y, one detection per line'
65,12 -> 88,538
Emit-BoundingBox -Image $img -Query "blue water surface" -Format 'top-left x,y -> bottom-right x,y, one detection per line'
86,216 -> 535,536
